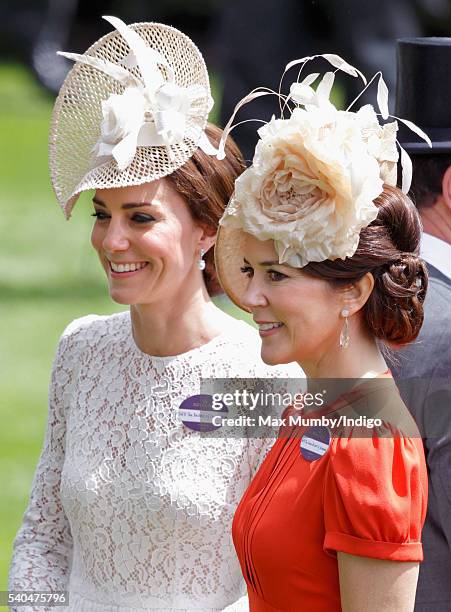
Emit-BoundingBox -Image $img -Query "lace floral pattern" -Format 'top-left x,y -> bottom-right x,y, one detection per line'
9,312 -> 299,611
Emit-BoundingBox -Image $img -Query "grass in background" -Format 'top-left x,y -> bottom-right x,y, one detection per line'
0,63 -> 248,589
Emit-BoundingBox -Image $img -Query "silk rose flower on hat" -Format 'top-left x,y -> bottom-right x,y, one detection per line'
219,55 -> 430,268
222,85 -> 399,267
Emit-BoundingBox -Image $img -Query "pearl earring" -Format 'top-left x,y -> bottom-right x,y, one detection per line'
197,248 -> 206,271
339,308 -> 350,349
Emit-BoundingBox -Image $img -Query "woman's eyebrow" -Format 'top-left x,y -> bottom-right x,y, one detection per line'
92,197 -> 106,207
243,257 -> 281,267
92,197 -> 153,209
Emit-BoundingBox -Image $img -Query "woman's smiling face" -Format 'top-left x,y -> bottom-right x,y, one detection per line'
91,179 -> 206,306
240,234 -> 345,366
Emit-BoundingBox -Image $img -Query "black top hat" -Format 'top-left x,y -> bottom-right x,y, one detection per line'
396,37 -> 451,154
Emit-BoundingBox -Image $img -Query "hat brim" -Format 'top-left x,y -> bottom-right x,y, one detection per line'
400,140 -> 451,154
214,225 -> 252,313
397,125 -> 451,154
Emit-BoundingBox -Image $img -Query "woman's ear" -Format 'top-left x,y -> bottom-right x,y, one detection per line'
341,272 -> 375,315
197,225 -> 217,254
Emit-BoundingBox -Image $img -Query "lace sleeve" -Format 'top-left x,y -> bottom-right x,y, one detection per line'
8,318 -> 89,611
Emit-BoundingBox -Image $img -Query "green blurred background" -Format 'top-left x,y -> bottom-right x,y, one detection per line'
0,63 -> 246,589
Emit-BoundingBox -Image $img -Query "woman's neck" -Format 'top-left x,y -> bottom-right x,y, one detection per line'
299,325 -> 387,380
420,198 -> 451,243
129,286 -> 232,357
299,327 -> 389,405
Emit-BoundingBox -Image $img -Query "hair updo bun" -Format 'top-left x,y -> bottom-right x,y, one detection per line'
304,185 -> 428,347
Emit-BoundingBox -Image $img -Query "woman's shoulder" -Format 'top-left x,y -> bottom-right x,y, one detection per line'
326,379 -> 427,485
58,310 -> 130,351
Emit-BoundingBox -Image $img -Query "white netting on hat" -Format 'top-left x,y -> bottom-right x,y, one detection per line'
50,22 -> 211,218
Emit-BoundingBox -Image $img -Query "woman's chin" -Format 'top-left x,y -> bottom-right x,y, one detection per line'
261,343 -> 297,367
261,347 -> 284,366
108,288 -> 136,305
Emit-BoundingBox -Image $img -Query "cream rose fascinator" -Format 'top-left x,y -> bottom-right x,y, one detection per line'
50,16 -> 216,218
214,54 -> 431,310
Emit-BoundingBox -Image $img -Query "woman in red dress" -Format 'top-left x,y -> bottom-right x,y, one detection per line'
214,55 -> 430,611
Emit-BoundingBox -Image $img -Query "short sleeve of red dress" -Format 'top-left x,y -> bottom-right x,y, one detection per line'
323,432 -> 428,561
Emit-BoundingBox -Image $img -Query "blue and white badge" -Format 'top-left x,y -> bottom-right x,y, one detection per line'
300,426 -> 331,462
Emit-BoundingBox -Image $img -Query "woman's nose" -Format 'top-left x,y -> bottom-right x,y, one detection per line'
242,277 -> 269,309
102,219 -> 130,252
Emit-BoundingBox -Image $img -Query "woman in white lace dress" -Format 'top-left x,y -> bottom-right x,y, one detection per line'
8,17 -> 298,612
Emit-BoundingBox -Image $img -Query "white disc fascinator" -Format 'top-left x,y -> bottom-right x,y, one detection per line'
50,16 -> 215,218
214,54 -> 432,311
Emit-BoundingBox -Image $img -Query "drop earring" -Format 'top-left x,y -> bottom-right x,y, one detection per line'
339,308 -> 350,349
197,248 -> 206,271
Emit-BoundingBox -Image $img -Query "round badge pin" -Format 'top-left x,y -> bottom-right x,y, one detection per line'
178,394 -> 228,432
300,426 -> 331,462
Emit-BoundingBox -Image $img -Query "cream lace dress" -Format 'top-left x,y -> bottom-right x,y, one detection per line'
9,311 -> 298,611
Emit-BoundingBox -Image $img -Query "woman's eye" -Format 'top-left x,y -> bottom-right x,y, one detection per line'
91,211 -> 109,220
240,265 -> 254,278
90,212 -> 155,223
132,214 -> 155,224
268,269 -> 287,281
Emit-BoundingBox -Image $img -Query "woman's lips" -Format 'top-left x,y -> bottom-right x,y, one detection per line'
108,261 -> 149,278
257,322 -> 285,337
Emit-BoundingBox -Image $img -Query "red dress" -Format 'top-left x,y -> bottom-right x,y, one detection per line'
232,377 -> 428,611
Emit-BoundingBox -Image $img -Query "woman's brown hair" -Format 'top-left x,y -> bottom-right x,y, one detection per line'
166,123 -> 245,295
303,185 -> 428,347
